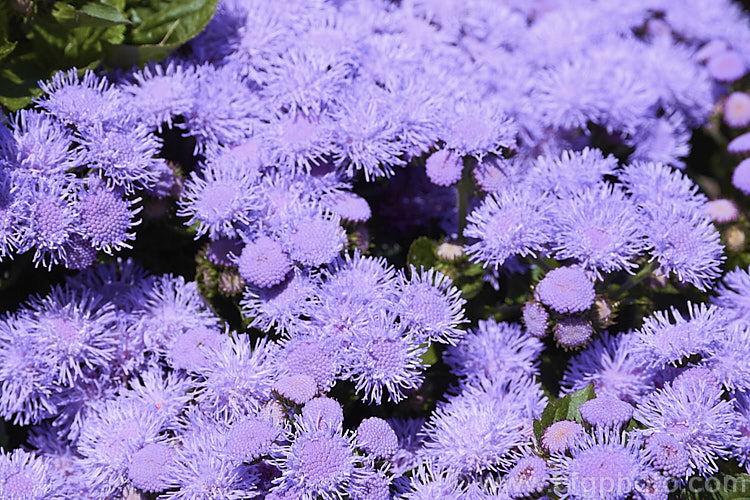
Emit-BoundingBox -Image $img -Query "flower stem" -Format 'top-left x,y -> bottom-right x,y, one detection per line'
457,157 -> 475,244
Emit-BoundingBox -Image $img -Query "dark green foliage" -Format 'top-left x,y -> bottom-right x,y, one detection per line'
532,383 -> 596,445
0,0 -> 217,111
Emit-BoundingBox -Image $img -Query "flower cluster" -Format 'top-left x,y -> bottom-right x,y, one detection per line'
1,0 -> 750,499
0,257 -> 467,498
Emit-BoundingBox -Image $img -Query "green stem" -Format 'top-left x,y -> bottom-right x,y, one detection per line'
611,261 -> 655,300
456,157 -> 475,244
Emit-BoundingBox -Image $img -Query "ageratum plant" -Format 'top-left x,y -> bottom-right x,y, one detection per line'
0,1 -> 750,499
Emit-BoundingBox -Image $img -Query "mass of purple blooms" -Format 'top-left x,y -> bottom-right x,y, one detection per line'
2,0 -> 750,498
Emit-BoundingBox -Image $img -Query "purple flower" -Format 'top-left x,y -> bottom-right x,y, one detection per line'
630,302 -> 726,369
355,417 -> 398,459
643,38 -> 713,126
136,275 -> 219,353
278,336 -> 339,392
425,149 -> 463,187
124,367 -> 192,429
282,212 -> 346,267
550,428 -> 647,500
707,49 -> 746,82
260,48 -> 350,118
530,57 -> 605,131
713,267 -> 750,324
129,443 -> 174,493
23,285 -> 118,386
65,257 -> 152,312
703,323 -> 750,393
473,155 -> 525,194
78,123 -> 162,194
551,184 -> 646,278
179,65 -> 263,154
0,178 -> 28,260
36,69 -> 125,128
554,316 -> 594,349
237,236 -> 292,288
724,92 -> 750,128
219,1 -> 291,79
0,449 -> 54,500
420,378 -> 544,475
620,161 -> 707,208
731,392 -> 750,472
349,466 -> 392,500
396,266 -> 467,345
60,234 -> 98,271
704,199 -> 739,224
1,110 -> 80,177
643,432 -> 691,478
77,182 -> 141,254
634,377 -> 740,477
444,319 -> 542,384
579,396 -> 634,428
321,251 -> 398,307
77,398 -> 164,496
178,161 -> 260,239
167,325 -> 224,373
561,332 -> 654,404
274,374 -> 318,404
628,113 -> 691,168
642,205 -> 723,291
345,313 -> 425,404
122,62 -> 196,132
728,131 -> 750,155
443,99 -> 517,159
398,462 -> 465,500
167,410 -> 256,499
536,266 -> 595,314
529,148 -> 618,197
24,176 -> 80,269
322,191 -> 372,223
331,82 -> 406,180
522,302 -> 549,338
464,187 -> 552,269
241,271 -> 320,335
226,416 -> 280,462
542,420 -> 584,454
733,158 -> 750,195
0,312 -> 58,426
302,397 -> 344,431
505,455 -> 550,498
272,423 -> 357,500
260,112 -> 337,173
48,372 -> 120,441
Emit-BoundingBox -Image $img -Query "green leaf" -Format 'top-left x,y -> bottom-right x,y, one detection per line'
104,40 -> 179,67
0,1 -> 16,64
407,237 -> 438,271
420,344 -> 438,366
460,279 -> 483,301
532,383 -> 596,444
0,49 -> 48,111
52,1 -> 130,28
80,2 -> 130,24
718,474 -> 750,500
463,263 -> 485,278
29,14 -> 125,69
565,383 -> 596,421
0,39 -> 16,63
126,0 -> 218,46
0,0 -> 11,36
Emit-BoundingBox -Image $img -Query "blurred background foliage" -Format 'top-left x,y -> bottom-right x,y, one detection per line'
0,0 -> 217,111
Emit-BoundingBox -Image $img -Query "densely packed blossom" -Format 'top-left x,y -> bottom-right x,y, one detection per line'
1,0 -> 750,498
